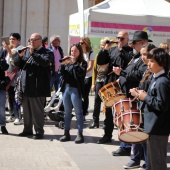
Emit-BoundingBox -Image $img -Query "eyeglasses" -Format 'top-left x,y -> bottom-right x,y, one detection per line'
116,37 -> 125,41
79,42 -> 85,45
30,38 -> 41,42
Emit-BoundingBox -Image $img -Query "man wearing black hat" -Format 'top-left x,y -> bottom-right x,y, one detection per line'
112,31 -> 152,169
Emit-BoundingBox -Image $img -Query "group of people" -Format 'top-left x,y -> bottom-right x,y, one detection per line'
0,30 -> 170,169
89,30 -> 170,170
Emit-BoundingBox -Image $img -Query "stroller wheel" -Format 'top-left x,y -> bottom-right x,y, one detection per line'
59,121 -> 65,129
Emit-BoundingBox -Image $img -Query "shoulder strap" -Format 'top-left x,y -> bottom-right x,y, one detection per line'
88,51 -> 93,60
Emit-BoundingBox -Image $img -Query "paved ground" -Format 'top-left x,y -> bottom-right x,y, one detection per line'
1,94 -> 170,170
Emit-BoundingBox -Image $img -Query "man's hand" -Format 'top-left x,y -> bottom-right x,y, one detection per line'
29,45 -> 34,54
138,90 -> 147,101
112,66 -> 122,75
129,88 -> 138,97
117,42 -> 123,51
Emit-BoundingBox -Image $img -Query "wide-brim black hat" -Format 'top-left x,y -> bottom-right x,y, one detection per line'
130,31 -> 153,43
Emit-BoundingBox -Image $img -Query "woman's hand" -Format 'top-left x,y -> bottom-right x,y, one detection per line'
91,85 -> 95,91
2,41 -> 10,51
61,56 -> 72,65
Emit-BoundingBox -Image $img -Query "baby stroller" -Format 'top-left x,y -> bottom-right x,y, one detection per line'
44,88 -> 74,129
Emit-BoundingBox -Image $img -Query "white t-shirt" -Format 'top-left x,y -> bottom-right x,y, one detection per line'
83,51 -> 95,78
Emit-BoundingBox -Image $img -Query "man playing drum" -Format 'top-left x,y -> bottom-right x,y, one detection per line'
112,31 -> 152,169
96,30 -> 133,144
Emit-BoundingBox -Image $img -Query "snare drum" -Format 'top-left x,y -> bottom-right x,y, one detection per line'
98,81 -> 125,107
113,98 -> 148,143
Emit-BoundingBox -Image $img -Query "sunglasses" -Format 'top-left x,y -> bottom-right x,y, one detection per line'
133,40 -> 142,45
116,37 -> 125,41
79,42 -> 85,45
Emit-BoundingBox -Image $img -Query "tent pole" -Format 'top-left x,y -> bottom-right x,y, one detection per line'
77,0 -> 84,37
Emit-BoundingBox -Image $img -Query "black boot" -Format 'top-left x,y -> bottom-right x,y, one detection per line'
74,132 -> 84,144
97,135 -> 112,144
60,130 -> 70,142
1,126 -> 8,134
89,121 -> 99,129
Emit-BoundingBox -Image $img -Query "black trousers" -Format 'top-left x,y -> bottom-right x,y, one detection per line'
92,82 -> 104,122
104,107 -> 114,138
147,135 -> 168,170
22,96 -> 45,135
82,77 -> 92,116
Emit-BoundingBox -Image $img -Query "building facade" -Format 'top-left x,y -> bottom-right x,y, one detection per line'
0,0 -> 104,53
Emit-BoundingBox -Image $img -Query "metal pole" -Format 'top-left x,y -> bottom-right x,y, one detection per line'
77,0 -> 84,37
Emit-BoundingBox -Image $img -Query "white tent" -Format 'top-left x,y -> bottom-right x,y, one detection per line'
69,0 -> 170,52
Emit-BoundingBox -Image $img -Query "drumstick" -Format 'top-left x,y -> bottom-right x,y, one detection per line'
108,71 -> 114,75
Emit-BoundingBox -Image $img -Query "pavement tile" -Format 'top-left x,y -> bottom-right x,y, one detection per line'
1,94 -> 170,170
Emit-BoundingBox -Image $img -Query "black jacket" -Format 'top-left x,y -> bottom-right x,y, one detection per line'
14,46 -> 51,97
144,74 -> 170,135
119,53 -> 148,97
99,45 -> 133,84
0,55 -> 9,90
58,60 -> 87,99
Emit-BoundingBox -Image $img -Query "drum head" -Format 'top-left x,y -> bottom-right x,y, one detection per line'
119,131 -> 149,144
105,94 -> 125,107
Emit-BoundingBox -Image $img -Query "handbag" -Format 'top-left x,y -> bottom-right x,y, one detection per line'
15,56 -> 32,106
6,67 -> 19,90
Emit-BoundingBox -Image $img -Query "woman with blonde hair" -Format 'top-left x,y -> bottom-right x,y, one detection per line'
89,37 -> 110,128
79,37 -> 95,120
159,42 -> 169,54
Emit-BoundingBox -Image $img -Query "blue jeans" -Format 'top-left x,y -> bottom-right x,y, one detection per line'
120,142 -> 131,151
0,90 -> 6,126
50,72 -> 60,92
63,85 -> 83,132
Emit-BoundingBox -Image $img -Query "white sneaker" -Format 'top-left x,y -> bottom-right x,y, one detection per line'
6,116 -> 15,122
44,105 -> 51,112
14,118 -> 22,125
53,106 -> 59,112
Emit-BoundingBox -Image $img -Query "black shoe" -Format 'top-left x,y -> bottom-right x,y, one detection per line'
33,134 -> 44,140
123,160 -> 140,169
97,135 -> 112,144
89,122 -> 99,129
1,126 -> 8,134
60,130 -> 70,142
18,131 -> 33,137
112,147 -> 131,156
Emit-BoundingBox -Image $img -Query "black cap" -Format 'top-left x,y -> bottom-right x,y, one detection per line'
130,31 -> 153,43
